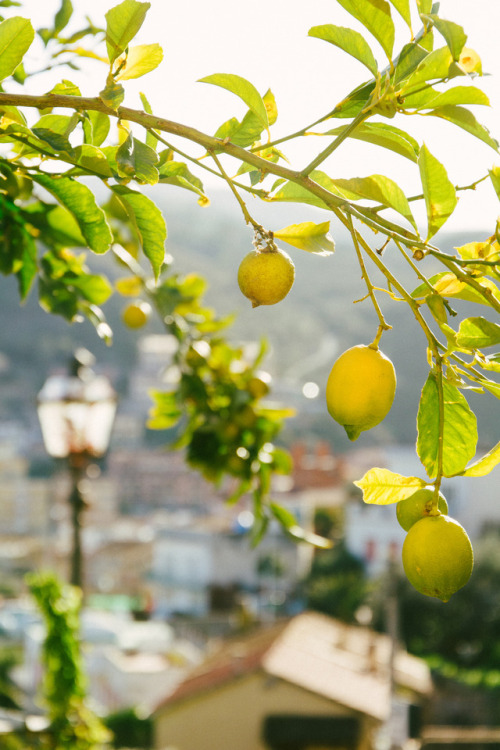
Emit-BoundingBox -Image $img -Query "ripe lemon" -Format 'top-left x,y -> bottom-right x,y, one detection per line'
402,514 -> 473,602
122,300 -> 152,329
237,247 -> 295,307
325,344 -> 396,440
396,488 -> 448,531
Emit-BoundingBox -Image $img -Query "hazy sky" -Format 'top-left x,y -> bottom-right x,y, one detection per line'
13,0 -> 500,230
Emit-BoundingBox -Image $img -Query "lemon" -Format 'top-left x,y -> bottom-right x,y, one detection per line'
122,300 -> 152,329
325,344 -> 396,440
402,514 -> 473,602
237,247 -> 295,307
396,488 -> 448,531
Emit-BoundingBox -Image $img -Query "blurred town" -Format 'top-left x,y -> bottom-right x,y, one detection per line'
1,331 -> 500,749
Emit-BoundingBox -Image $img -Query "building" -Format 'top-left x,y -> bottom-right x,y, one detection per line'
149,510 -> 314,619
153,610 -> 432,750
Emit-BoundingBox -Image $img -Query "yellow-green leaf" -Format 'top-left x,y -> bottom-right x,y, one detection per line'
198,73 -> 268,128
489,167 -> 500,201
354,468 -> 427,505
334,0 -> 395,59
422,15 -> 467,61
417,372 -> 478,478
460,441 -> 500,478
308,24 -> 378,76
429,106 -> 499,152
0,16 -> 34,83
274,221 -> 335,256
116,43 -> 163,80
402,46 -> 453,89
325,122 -> 420,162
418,143 -> 457,239
388,0 -> 411,29
456,316 -> 500,349
331,174 -> 417,229
105,0 -> 150,64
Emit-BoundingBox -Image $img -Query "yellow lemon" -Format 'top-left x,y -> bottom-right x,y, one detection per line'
325,344 -> 396,440
396,488 -> 448,531
237,247 -> 295,307
402,515 -> 473,602
122,300 -> 152,329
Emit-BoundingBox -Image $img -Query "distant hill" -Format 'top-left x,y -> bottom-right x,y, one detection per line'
0,185 -> 497,451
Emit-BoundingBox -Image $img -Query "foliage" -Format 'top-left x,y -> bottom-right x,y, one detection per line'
27,571 -> 111,750
0,644 -> 22,710
0,0 -> 499,589
104,708 -> 152,749
304,542 -> 368,623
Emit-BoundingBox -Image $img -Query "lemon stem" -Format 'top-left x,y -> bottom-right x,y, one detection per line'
209,150 -> 260,231
348,215 -> 392,348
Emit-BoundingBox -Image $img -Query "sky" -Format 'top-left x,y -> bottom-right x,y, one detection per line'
11,0 -> 500,231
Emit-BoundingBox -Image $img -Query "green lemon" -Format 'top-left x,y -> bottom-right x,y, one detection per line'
396,488 -> 448,531
402,514 -> 473,602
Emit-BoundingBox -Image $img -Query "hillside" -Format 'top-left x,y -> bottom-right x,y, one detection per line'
0,186 -> 497,451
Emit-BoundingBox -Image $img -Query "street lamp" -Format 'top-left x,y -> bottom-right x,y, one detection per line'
37,348 -> 117,590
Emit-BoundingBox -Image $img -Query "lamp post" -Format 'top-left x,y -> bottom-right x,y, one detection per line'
37,348 -> 117,590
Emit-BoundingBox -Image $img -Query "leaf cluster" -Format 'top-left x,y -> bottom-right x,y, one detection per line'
27,571 -> 111,750
0,0 -> 499,571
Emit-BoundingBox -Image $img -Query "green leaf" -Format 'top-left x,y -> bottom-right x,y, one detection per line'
388,0 -> 411,28
105,0 -> 150,64
274,222 -> 335,256
393,42 -> 429,83
158,160 -> 207,202
417,372 -> 478,478
72,144 -> 113,178
418,143 -> 457,239
147,390 -> 182,430
402,85 -> 489,110
353,468 -> 427,504
271,176 -> 330,210
331,81 -> 377,119
490,166 -> 500,201
422,15 -> 467,61
99,78 -> 124,110
334,0 -> 395,59
32,174 -> 112,254
325,122 -> 420,162
70,273 -> 113,305
198,73 -> 268,128
402,46 -> 453,89
428,106 -> 499,152
116,133 -> 159,184
112,185 -> 166,279
54,0 -> 73,35
330,174 -> 417,228
86,110 -> 110,147
222,89 -> 277,148
0,16 -> 34,82
140,92 -> 158,151
32,127 -> 73,154
456,316 -> 500,349
460,441 -> 500,478
416,0 -> 432,15
412,272 -> 500,308
308,24 -> 378,76
115,43 -> 163,80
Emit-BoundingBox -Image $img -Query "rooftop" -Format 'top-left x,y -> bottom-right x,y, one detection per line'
155,611 -> 432,721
